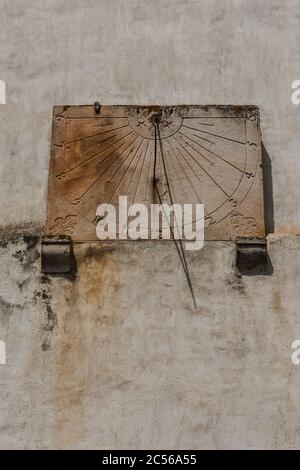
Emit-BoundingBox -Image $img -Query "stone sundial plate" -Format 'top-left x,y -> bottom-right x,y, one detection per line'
46,105 -> 265,241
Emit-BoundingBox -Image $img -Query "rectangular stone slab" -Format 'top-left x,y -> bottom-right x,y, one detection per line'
45,105 -> 265,241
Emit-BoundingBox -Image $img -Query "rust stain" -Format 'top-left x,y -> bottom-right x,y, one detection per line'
49,243 -> 122,449
38,276 -> 57,351
271,287 -> 292,339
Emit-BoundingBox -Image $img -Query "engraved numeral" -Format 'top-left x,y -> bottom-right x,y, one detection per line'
228,198 -> 238,207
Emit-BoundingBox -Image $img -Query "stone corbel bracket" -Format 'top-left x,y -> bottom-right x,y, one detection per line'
41,236 -> 77,279
236,237 -> 271,275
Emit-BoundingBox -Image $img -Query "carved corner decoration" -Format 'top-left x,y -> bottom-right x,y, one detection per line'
45,105 -> 265,243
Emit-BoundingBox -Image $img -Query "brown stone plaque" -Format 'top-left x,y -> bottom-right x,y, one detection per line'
46,105 -> 265,241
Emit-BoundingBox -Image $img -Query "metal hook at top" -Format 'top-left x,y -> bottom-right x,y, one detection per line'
150,110 -> 162,125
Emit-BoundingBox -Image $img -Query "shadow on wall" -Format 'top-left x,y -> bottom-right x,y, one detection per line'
261,142 -> 274,235
236,142 -> 274,276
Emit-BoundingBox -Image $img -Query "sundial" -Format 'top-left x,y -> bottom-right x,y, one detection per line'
46,105 -> 265,241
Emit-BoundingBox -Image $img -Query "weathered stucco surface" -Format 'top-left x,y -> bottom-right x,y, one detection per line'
1,0 -> 300,449
1,237 -> 300,449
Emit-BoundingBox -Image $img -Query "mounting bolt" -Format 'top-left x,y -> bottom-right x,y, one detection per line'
94,101 -> 101,114
150,110 -> 162,125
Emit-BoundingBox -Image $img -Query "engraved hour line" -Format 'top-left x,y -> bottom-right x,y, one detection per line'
130,139 -> 150,208
109,139 -> 145,213
87,137 -> 142,203
123,140 -> 149,202
158,139 -> 167,200
106,139 -> 146,205
69,198 -> 101,228
102,137 -> 141,185
183,116 -> 246,119
152,132 -> 172,201
173,135 -> 230,197
192,133 -> 215,145
78,136 -> 141,200
89,140 -> 144,226
158,143 -> 177,205
207,146 -> 258,227
169,138 -> 210,217
70,127 -> 133,161
67,123 -> 129,144
152,137 -> 165,204
194,122 -> 215,127
167,139 -> 206,210
205,129 -> 252,219
145,145 -> 155,203
124,140 -> 150,227
70,132 -> 120,151
108,139 -> 144,204
180,131 -> 246,174
66,128 -> 134,172
167,138 -> 201,199
164,146 -> 198,213
182,124 -> 246,145
164,139 -> 192,204
77,137 -> 142,219
177,132 -> 215,166
64,130 -> 135,176
172,134 -> 242,218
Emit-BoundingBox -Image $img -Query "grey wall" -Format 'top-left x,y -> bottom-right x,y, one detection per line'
1,0 -> 300,449
1,0 -> 300,230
